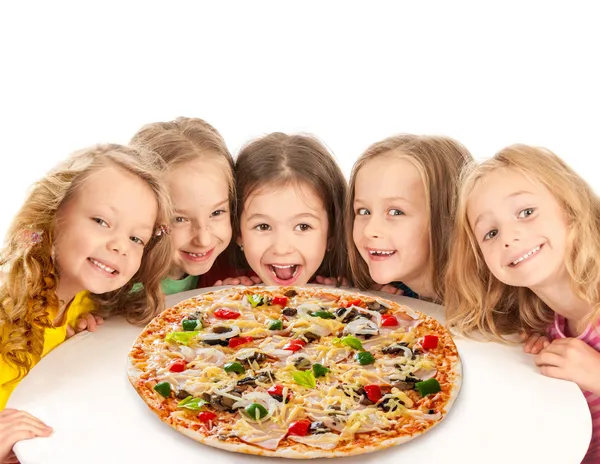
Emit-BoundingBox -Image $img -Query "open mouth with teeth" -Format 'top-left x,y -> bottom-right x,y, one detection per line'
181,248 -> 213,262
88,258 -> 119,276
368,249 -> 397,260
508,245 -> 542,267
267,264 -> 301,284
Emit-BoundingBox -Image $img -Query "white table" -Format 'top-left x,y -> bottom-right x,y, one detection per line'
9,286 -> 592,464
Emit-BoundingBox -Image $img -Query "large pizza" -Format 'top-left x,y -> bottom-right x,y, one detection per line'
127,286 -> 461,458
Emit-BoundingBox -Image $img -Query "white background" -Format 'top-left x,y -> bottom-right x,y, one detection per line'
0,1 -> 598,241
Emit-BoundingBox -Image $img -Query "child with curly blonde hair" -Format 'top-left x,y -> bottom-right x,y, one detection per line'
0,144 -> 172,461
445,144 -> 600,462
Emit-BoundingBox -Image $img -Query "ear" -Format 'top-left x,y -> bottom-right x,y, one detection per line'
236,236 -> 243,247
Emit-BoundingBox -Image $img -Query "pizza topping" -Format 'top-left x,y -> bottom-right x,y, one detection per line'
355,351 -> 375,365
381,315 -> 398,327
165,331 -> 200,345
283,289 -> 297,297
182,319 -> 200,331
281,307 -> 297,317
292,370 -> 316,388
154,381 -> 171,398
245,402 -> 269,420
287,419 -> 311,436
312,363 -> 329,378
312,310 -> 335,320
266,384 -> 291,403
169,359 -> 187,372
268,320 -> 283,330
415,378 -> 441,397
288,432 -> 340,450
381,343 -> 412,357
214,308 -> 241,319
364,384 -> 383,403
343,318 -> 379,337
197,411 -> 217,423
247,294 -> 265,308
309,421 -> 331,434
287,353 -> 312,371
177,396 -> 208,411
271,296 -> 288,307
338,335 -> 363,350
228,336 -> 254,349
341,298 -> 362,308
223,362 -> 245,374
200,325 -> 241,344
282,339 -> 306,352
421,334 -> 439,350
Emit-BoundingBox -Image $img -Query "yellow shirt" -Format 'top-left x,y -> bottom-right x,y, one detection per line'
0,291 -> 95,409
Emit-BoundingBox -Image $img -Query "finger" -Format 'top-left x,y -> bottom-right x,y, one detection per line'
315,276 -> 325,284
538,365 -> 571,381
0,409 -> 50,427
532,337 -> 550,354
519,331 -> 528,342
76,316 -> 88,331
535,351 -> 564,367
225,278 -> 241,285
524,334 -> 541,353
251,276 -> 262,284
214,280 -> 223,286
239,277 -> 253,286
86,313 -> 97,332
341,278 -> 350,287
65,324 -> 75,338
95,315 -> 104,326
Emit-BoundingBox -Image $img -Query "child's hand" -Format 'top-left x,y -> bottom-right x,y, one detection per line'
0,409 -> 52,462
66,313 -> 104,338
314,276 -> 350,287
214,276 -> 262,286
520,332 -> 550,354
535,338 -> 600,394
371,283 -> 404,296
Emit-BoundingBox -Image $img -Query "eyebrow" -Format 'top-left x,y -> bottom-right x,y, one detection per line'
245,212 -> 323,222
354,195 -> 409,204
174,198 -> 229,215
472,191 -> 535,230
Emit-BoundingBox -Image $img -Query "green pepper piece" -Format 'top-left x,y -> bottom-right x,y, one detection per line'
355,351 -> 375,365
312,310 -> 335,319
177,396 -> 208,411
245,402 -> 269,420
341,335 -> 363,350
182,319 -> 199,331
165,331 -> 200,345
154,381 -> 171,398
248,294 -> 264,307
268,320 -> 283,330
415,378 -> 441,397
223,362 -> 245,374
312,363 -> 330,378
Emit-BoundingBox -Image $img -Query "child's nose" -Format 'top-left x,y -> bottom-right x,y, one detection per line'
193,225 -> 212,247
272,233 -> 294,254
107,235 -> 128,255
363,215 -> 384,239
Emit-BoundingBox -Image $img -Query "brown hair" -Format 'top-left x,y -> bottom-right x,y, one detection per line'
445,144 -> 600,340
130,116 -> 235,212
233,132 -> 349,283
347,134 -> 473,302
0,144 -> 172,376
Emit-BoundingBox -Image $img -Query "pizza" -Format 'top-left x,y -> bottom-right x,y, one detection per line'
127,286 -> 462,458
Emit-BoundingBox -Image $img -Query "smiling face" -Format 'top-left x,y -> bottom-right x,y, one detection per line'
167,158 -> 232,279
467,168 -> 569,290
352,155 -> 431,289
239,182 -> 329,286
53,165 -> 158,301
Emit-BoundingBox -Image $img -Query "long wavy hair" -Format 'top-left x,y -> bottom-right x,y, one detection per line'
445,144 -> 600,340
346,134 -> 473,302
232,132 -> 349,284
0,144 -> 173,376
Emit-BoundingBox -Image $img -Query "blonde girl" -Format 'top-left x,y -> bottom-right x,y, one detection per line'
348,134 -> 473,302
445,144 -> 600,463
0,144 -> 172,461
131,117 -> 237,294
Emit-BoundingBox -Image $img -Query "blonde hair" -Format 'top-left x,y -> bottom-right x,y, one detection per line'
347,134 -> 473,302
233,132 -> 349,283
445,144 -> 600,340
130,116 -> 235,213
0,144 -> 173,375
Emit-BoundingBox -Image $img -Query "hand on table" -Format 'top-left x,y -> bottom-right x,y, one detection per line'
66,312 -> 104,338
535,337 -> 600,394
214,276 -> 262,286
521,332 -> 550,354
371,283 -> 404,296
0,409 -> 52,463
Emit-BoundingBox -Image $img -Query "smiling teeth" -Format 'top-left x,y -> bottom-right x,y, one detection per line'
187,251 -> 207,257
90,258 -> 116,273
369,250 -> 395,256
512,246 -> 541,266
272,265 -> 295,269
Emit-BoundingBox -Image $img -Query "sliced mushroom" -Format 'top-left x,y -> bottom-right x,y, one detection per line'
392,381 -> 416,391
284,289 -> 297,297
175,389 -> 192,400
382,343 -> 412,357
282,307 -> 297,317
309,421 -> 331,434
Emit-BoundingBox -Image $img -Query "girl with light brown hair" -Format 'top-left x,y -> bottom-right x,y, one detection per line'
131,116 -> 237,293
347,134 -> 473,303
228,132 -> 349,286
444,144 -> 600,462
0,144 -> 172,460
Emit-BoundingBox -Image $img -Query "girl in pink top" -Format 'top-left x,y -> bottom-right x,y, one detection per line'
444,144 -> 600,463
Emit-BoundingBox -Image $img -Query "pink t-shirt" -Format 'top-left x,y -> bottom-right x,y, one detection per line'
548,315 -> 600,463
